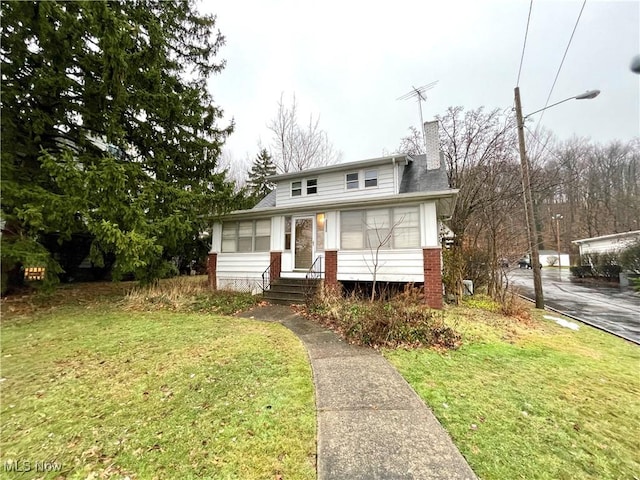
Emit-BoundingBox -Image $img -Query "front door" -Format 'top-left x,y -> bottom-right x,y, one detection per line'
293,217 -> 314,270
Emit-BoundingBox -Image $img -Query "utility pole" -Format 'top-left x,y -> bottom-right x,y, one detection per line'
514,86 -> 544,309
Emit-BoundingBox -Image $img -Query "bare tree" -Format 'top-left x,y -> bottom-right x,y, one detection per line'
436,106 -> 521,299
216,148 -> 249,192
363,214 -> 406,302
397,126 -> 425,155
268,93 -> 342,173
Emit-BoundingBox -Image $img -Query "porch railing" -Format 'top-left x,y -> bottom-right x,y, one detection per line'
306,255 -> 324,280
262,258 -> 277,293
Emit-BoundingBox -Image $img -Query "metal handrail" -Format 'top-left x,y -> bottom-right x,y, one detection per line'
306,255 -> 324,280
262,258 -> 277,293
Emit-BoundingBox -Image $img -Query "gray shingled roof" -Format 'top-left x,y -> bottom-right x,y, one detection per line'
399,154 -> 450,193
253,190 -> 277,209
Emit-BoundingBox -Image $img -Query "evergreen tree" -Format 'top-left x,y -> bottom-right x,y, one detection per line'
247,148 -> 276,203
1,1 -> 239,287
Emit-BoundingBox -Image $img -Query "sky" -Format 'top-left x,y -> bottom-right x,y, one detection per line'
203,0 -> 640,171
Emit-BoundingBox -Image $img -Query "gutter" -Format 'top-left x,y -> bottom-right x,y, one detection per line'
219,189 -> 460,220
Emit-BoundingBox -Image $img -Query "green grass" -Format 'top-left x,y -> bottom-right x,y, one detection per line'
385,305 -> 640,480
1,296 -> 315,479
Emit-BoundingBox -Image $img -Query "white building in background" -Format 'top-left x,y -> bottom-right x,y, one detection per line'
572,230 -> 640,257
538,250 -> 571,267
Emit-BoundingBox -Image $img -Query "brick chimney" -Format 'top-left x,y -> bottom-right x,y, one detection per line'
423,120 -> 441,170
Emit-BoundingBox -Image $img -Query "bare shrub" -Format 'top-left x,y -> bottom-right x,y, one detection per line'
308,286 -> 461,349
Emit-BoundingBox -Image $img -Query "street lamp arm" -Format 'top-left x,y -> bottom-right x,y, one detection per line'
524,90 -> 600,120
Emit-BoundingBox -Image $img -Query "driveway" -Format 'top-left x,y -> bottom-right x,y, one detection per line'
507,267 -> 640,344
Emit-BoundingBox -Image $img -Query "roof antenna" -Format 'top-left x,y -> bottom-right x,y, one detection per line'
397,81 -> 438,154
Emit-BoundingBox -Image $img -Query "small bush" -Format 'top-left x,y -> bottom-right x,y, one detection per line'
308,287 -> 461,349
619,240 -> 640,274
570,265 -> 592,278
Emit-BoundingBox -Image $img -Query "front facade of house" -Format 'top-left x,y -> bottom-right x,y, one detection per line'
208,122 -> 457,308
572,230 -> 640,257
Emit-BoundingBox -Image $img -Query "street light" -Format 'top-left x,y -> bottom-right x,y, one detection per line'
514,87 -> 600,309
524,90 -> 600,119
552,213 -> 563,272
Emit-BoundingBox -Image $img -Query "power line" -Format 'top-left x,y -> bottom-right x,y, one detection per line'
535,0 -> 587,130
516,0 -> 534,87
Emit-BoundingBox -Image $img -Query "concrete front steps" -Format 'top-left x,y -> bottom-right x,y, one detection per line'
264,277 -> 321,305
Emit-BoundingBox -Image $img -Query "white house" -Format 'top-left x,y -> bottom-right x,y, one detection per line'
572,230 -> 640,256
207,121 -> 458,308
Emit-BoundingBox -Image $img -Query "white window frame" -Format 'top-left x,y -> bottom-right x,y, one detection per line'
364,169 -> 378,188
291,181 -> 302,197
221,220 -> 272,252
307,178 -> 318,195
340,206 -> 420,250
345,172 -> 359,190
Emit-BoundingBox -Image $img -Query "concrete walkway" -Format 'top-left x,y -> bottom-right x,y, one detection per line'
239,305 -> 476,480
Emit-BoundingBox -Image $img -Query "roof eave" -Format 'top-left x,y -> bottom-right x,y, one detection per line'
219,189 -> 459,220
268,154 -> 411,182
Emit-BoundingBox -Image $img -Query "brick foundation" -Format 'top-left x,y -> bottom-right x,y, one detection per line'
269,251 -> 282,284
207,253 -> 217,290
324,250 -> 338,291
422,248 -> 443,309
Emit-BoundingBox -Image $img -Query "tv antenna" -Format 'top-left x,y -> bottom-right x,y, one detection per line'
397,81 -> 438,152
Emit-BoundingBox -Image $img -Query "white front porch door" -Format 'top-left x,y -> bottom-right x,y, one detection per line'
293,217 -> 314,270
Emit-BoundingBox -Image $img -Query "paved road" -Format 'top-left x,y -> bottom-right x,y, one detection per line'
508,267 -> 640,344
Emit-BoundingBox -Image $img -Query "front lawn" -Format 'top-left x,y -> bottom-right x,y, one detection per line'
1,294 -> 315,479
385,303 -> 640,480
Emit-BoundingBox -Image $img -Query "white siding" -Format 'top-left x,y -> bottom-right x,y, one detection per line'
216,252 -> 270,293
540,253 -> 570,266
420,201 -> 439,247
282,251 -> 293,272
337,250 -> 424,282
579,236 -> 640,255
211,222 -> 222,253
325,210 -> 339,250
271,216 -> 285,251
275,164 -> 396,207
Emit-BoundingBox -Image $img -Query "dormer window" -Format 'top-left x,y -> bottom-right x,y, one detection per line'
346,172 -> 359,190
291,181 -> 302,197
307,178 -> 318,195
365,170 -> 378,188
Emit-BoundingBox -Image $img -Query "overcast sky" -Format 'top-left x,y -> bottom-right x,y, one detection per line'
204,0 -> 639,169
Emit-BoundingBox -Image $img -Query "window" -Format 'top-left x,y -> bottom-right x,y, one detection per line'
393,207 -> 420,248
254,220 -> 271,251
346,172 -> 359,190
222,222 -> 237,252
291,181 -> 302,197
221,220 -> 272,252
365,209 -> 390,249
340,210 -> 364,248
238,221 -> 253,252
284,216 -> 292,250
340,206 -> 420,249
307,178 -> 318,195
364,170 -> 378,188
